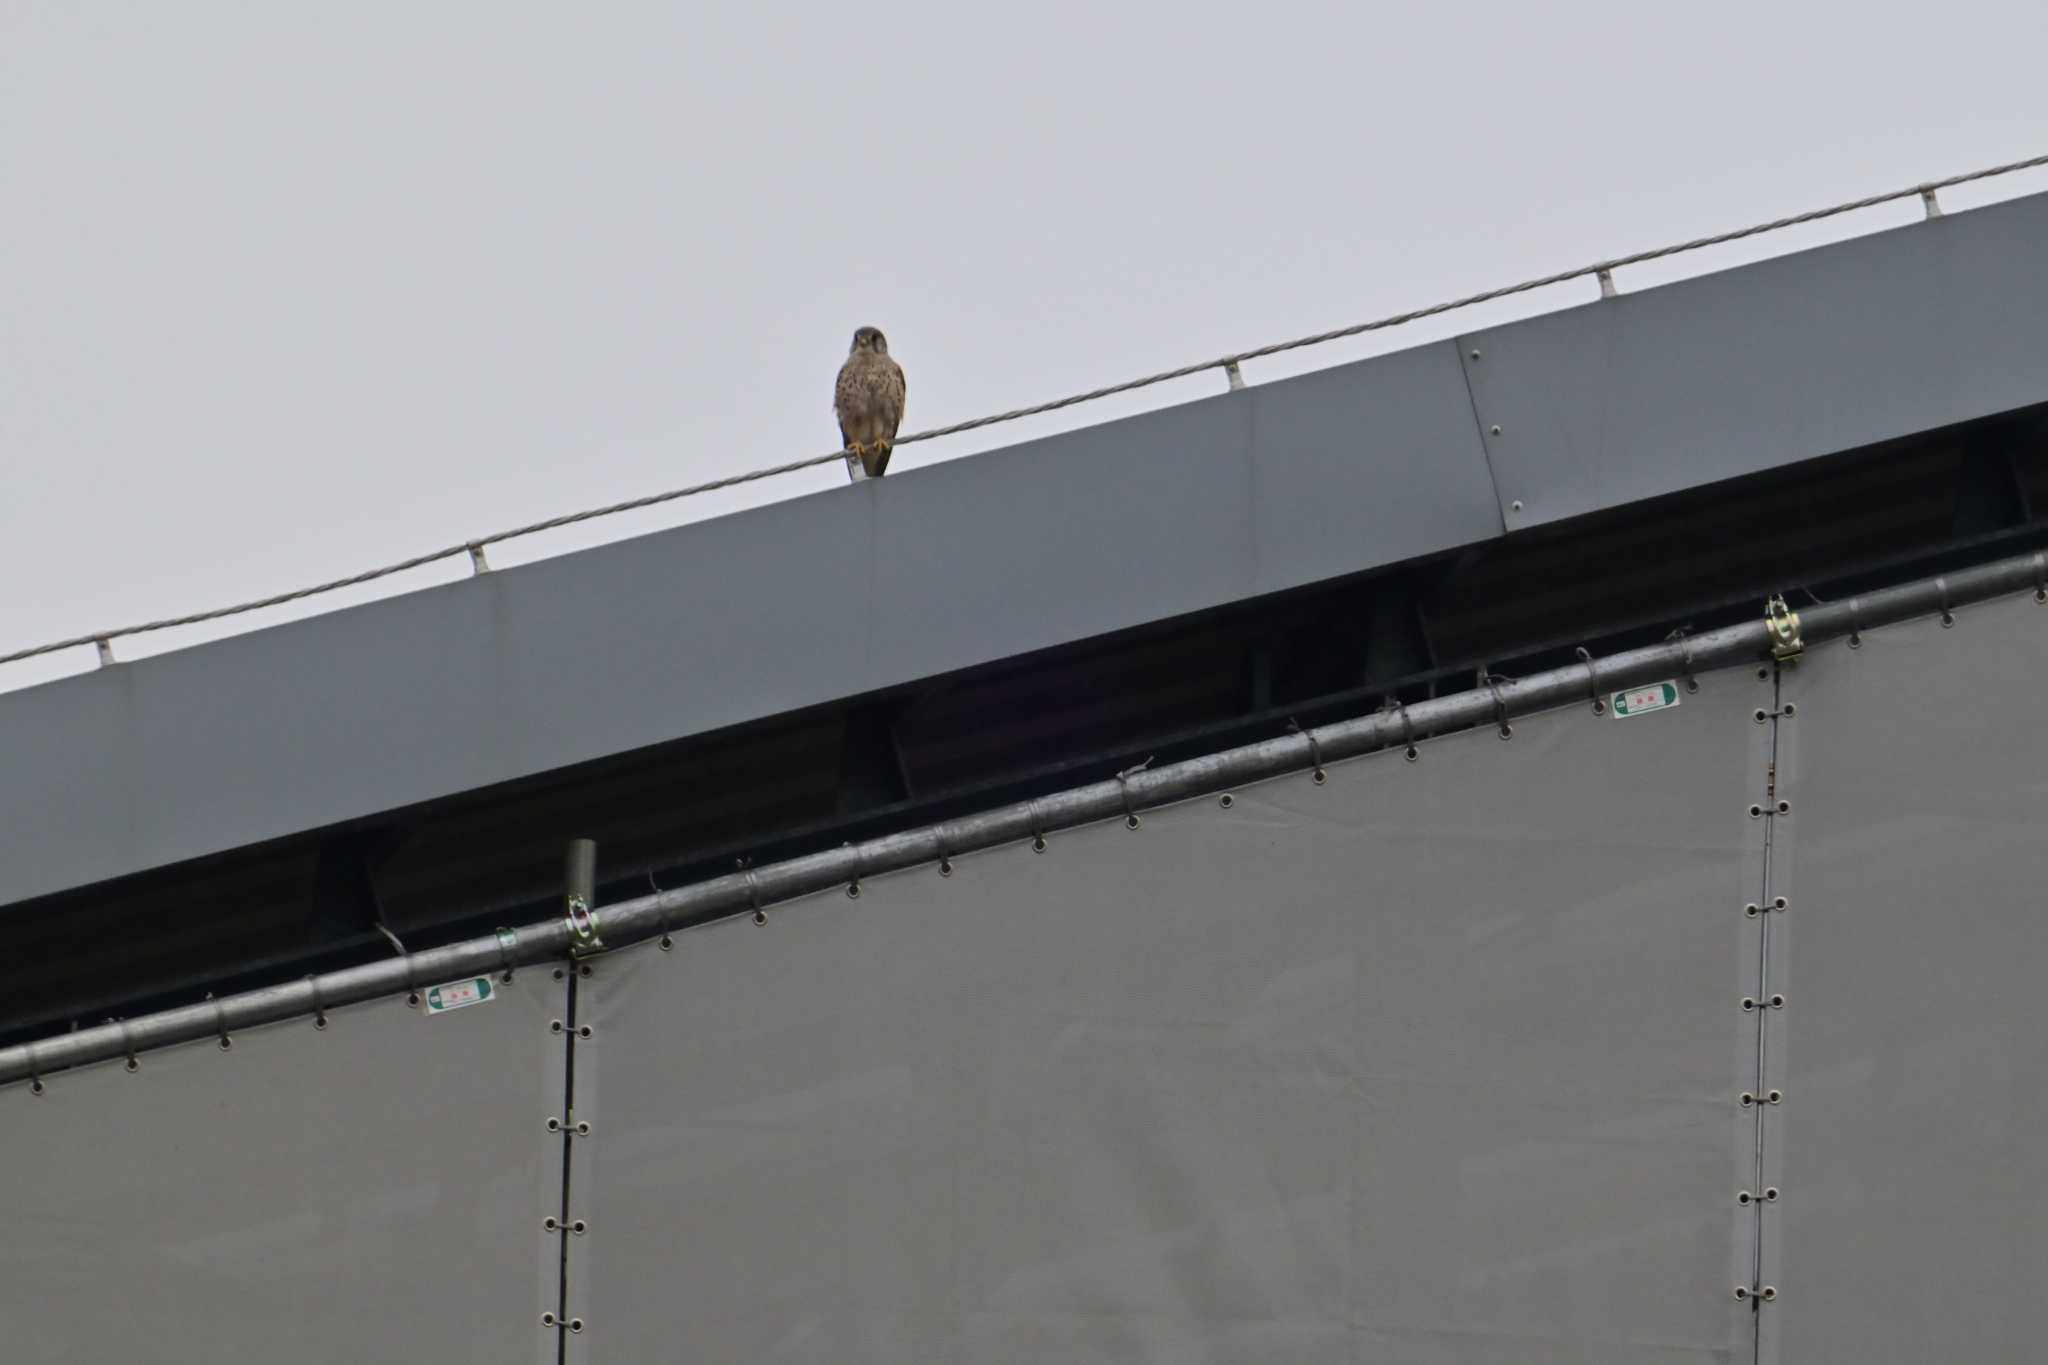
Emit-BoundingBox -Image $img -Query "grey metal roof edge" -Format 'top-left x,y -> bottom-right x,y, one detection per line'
4,188 -> 2045,909
6,546 -> 2041,1087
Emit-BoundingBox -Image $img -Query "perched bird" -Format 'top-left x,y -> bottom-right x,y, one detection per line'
834,326 -> 907,478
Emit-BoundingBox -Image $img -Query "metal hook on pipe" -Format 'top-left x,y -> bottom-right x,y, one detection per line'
739,858 -> 767,925
1575,647 -> 1606,714
1116,756 -> 1153,829
844,841 -> 865,898
1287,718 -> 1327,783
1483,672 -> 1513,739
307,974 -> 328,1031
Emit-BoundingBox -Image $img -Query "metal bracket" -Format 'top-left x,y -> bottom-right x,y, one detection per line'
1920,186 -> 1943,219
566,896 -> 604,958
1596,267 -> 1618,298
1764,595 -> 1803,661
466,542 -> 492,574
1222,360 -> 1246,392
565,839 -> 604,958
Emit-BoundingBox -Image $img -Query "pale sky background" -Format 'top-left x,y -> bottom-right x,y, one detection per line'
4,1 -> 2045,695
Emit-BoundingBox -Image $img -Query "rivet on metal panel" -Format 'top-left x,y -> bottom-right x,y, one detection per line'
1733,1285 -> 1751,1302
1769,994 -> 1786,1009
553,968 -> 566,981
466,542 -> 491,574
1740,1091 -> 1758,1108
407,992 -> 421,1008
1756,666 -> 1771,681
1764,1187 -> 1780,1201
1920,186 -> 1943,219
1781,703 -> 1797,719
1754,709 -> 1769,725
1741,997 -> 1758,1012
1760,1286 -> 1778,1302
29,1076 -> 44,1096
550,1019 -> 565,1035
577,963 -> 592,978
1738,1190 -> 1755,1205
544,1216 -> 561,1232
546,1117 -> 562,1133
577,1025 -> 592,1040
1509,499 -> 1523,514
1222,360 -> 1246,391
1575,648 -> 1605,714
1766,1089 -> 1784,1104
569,1318 -> 585,1334
1745,902 -> 1762,918
1773,895 -> 1789,912
1776,800 -> 1791,816
541,1312 -> 558,1328
1218,793 -> 1234,809
575,1120 -> 591,1136
1596,267 -> 1618,298
1748,804 -> 1764,820
1117,756 -> 1153,830
1489,424 -> 1503,437
572,1219 -> 588,1235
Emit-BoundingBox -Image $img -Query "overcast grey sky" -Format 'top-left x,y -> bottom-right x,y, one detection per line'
4,1 -> 2045,693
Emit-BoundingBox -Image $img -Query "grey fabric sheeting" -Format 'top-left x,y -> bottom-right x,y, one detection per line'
0,971 -> 566,1364
1765,589 -> 2048,1363
570,665 -> 1769,1362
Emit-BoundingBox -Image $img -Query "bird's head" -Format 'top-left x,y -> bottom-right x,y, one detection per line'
850,326 -> 888,356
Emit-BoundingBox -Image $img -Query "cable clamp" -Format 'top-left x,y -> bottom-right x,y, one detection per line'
1765,595 -> 1803,660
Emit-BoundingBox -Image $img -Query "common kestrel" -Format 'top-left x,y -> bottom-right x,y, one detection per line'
834,326 -> 906,478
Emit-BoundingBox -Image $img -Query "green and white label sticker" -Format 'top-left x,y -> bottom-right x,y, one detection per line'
1611,681 -> 1682,718
424,977 -> 495,1015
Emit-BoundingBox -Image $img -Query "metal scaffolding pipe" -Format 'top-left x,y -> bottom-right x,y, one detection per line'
5,548 -> 2042,1089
